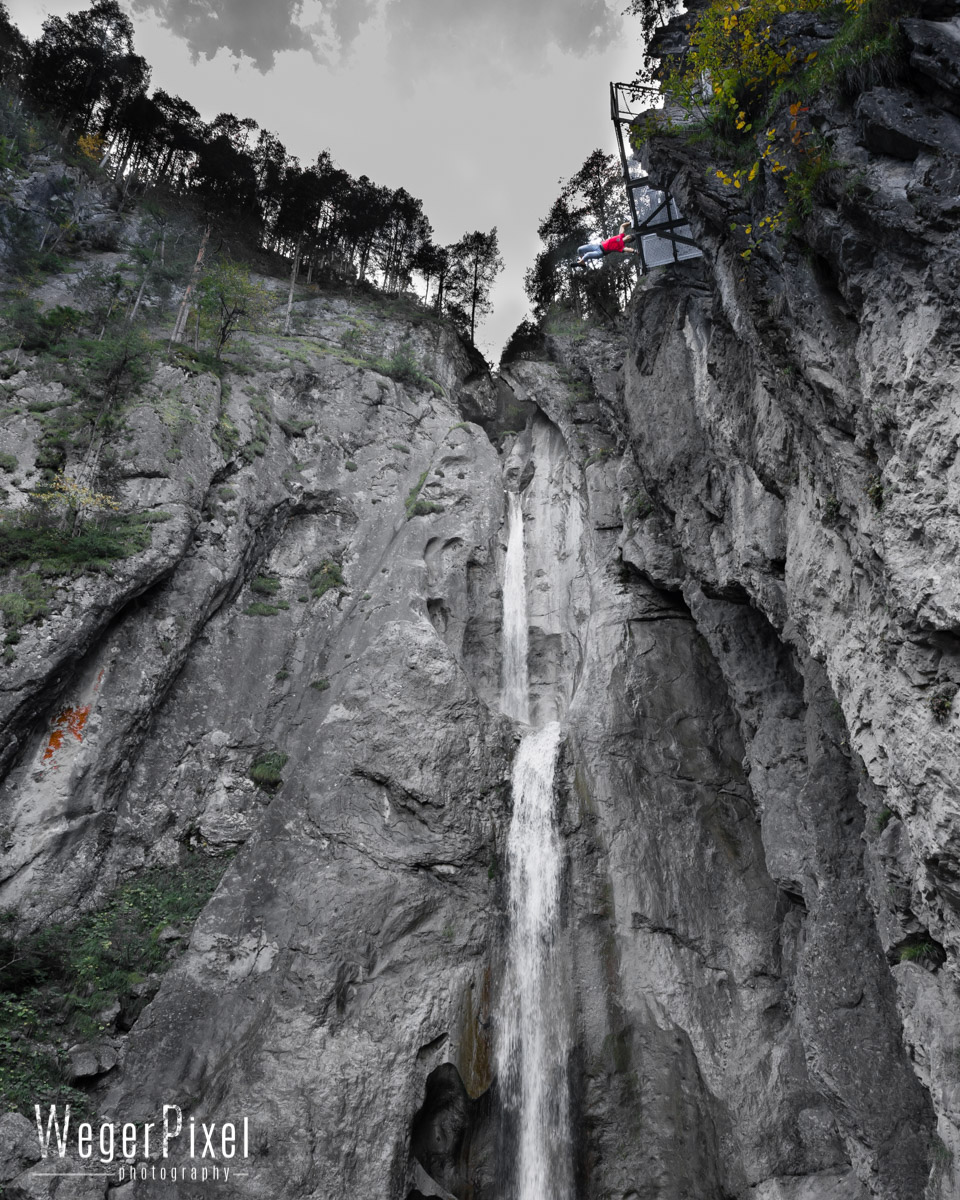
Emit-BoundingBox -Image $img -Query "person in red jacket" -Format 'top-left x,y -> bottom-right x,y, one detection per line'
576,222 -> 637,266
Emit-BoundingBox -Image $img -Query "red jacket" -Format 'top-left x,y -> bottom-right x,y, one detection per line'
601,233 -> 625,253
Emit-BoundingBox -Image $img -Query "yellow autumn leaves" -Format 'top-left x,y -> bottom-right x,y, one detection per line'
34,472 -> 120,517
683,0 -> 826,119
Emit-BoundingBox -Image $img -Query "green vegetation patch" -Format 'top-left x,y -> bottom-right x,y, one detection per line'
631,491 -> 654,520
405,470 -> 443,519
899,940 -> 938,964
0,856 -> 228,1115
213,414 -> 240,456
0,512 -> 161,574
309,560 -> 345,599
408,499 -> 444,517
240,438 -> 267,463
865,474 -> 884,509
876,807 -> 894,832
634,0 -> 907,252
821,495 -> 841,527
250,575 -> 281,595
370,342 -> 442,394
0,572 -> 50,641
244,601 -> 281,616
249,749 -> 288,790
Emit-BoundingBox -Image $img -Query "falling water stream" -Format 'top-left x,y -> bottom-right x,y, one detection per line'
501,492 -> 531,726
498,489 -> 572,1200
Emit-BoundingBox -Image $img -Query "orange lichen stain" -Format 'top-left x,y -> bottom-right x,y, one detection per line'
94,669 -> 105,691
42,705 -> 91,762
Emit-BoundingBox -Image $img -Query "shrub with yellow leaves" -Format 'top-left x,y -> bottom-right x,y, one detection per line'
34,472 -> 120,529
76,134 -> 106,163
663,0 -> 824,128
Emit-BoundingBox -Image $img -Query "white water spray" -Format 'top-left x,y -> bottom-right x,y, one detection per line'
498,490 -> 572,1200
501,491 -> 530,724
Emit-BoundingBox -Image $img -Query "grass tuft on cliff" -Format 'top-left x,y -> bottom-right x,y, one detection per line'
405,470 -> 444,519
249,749 -> 289,789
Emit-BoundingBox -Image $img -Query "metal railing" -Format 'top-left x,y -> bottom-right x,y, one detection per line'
610,81 -> 703,273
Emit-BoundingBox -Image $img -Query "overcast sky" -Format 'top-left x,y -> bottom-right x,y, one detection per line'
8,0 -> 643,360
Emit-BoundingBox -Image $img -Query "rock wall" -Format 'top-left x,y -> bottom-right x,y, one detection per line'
3,18 -> 960,1192
500,340 -> 936,1200
596,5 -> 960,1190
0,296 -> 517,1198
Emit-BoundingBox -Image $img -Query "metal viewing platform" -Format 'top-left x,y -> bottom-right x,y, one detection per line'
610,81 -> 703,273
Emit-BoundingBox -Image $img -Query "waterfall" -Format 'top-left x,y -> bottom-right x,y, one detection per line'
498,490 -> 572,1200
501,491 -> 530,725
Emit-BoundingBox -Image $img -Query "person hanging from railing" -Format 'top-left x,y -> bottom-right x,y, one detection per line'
574,221 -> 637,267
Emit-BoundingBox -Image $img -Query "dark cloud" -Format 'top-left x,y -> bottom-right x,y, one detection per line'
324,0 -> 378,47
130,0 -> 620,74
129,0 -> 322,72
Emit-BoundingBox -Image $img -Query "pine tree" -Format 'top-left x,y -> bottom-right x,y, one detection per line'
447,228 -> 503,345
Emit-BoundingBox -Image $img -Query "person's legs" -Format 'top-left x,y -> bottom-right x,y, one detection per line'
578,243 -> 604,261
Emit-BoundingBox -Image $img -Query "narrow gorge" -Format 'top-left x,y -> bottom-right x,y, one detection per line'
2,0 -> 960,1195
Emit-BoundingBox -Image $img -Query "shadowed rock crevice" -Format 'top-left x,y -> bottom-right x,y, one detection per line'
407,1063 -> 497,1200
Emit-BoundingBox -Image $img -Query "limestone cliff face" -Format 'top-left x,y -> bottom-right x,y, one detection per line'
0,294 -> 518,1198
2,16 -> 960,1195
503,336 -> 937,1200
597,5 -> 960,1191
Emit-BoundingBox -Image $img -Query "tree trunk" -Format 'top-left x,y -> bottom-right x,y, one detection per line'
283,235 -> 302,336
129,251 -> 154,322
469,257 -> 479,344
170,226 -> 210,346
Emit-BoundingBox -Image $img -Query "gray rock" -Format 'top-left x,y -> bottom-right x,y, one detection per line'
856,87 -> 960,159
64,1042 -> 120,1082
0,1114 -> 41,1183
903,17 -> 960,102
